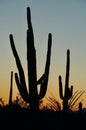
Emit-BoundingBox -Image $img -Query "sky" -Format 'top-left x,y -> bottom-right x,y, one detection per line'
0,0 -> 86,109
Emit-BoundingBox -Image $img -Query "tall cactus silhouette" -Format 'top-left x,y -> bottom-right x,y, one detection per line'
9,71 -> 13,105
9,7 -> 52,111
59,49 -> 73,111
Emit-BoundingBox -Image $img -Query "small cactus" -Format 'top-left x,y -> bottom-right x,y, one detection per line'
79,102 -> 82,112
59,49 -> 73,111
9,71 -> 13,105
9,7 -> 52,111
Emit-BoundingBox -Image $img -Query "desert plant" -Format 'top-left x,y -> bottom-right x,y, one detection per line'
13,93 -> 30,109
9,7 -> 52,111
59,49 -> 73,111
9,71 -> 13,105
78,102 -> 82,112
47,89 -> 84,111
0,98 -> 4,107
68,90 -> 84,111
46,90 -> 61,111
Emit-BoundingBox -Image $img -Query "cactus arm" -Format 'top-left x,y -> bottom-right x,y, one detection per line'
37,74 -> 45,85
69,85 -> 73,98
44,33 -> 52,76
59,76 -> 64,100
10,34 -> 26,88
15,73 -> 30,103
9,34 -> 26,86
38,33 -> 52,99
9,34 -> 30,102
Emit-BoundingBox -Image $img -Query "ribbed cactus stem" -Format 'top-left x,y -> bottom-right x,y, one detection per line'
27,7 -> 37,102
59,49 -> 73,111
9,7 -> 52,111
9,71 -> 13,105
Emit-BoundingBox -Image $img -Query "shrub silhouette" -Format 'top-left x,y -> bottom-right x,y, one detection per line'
13,93 -> 30,109
79,102 -> 82,112
9,7 -> 52,111
68,90 -> 85,110
46,90 -> 61,111
47,89 -> 84,111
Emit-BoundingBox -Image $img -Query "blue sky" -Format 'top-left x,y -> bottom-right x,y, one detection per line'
0,0 -> 86,107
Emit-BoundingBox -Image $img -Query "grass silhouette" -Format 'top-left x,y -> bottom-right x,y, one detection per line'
46,89 -> 84,111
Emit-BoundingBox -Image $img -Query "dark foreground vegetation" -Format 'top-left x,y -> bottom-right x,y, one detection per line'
0,105 -> 86,130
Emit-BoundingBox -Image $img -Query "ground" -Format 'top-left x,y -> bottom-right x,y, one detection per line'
0,105 -> 86,130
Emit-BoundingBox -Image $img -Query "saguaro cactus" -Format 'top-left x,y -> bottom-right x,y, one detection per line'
9,7 -> 52,111
9,71 -> 13,105
59,49 -> 73,111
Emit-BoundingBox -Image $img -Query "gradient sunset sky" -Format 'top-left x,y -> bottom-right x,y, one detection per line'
0,0 -> 86,108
